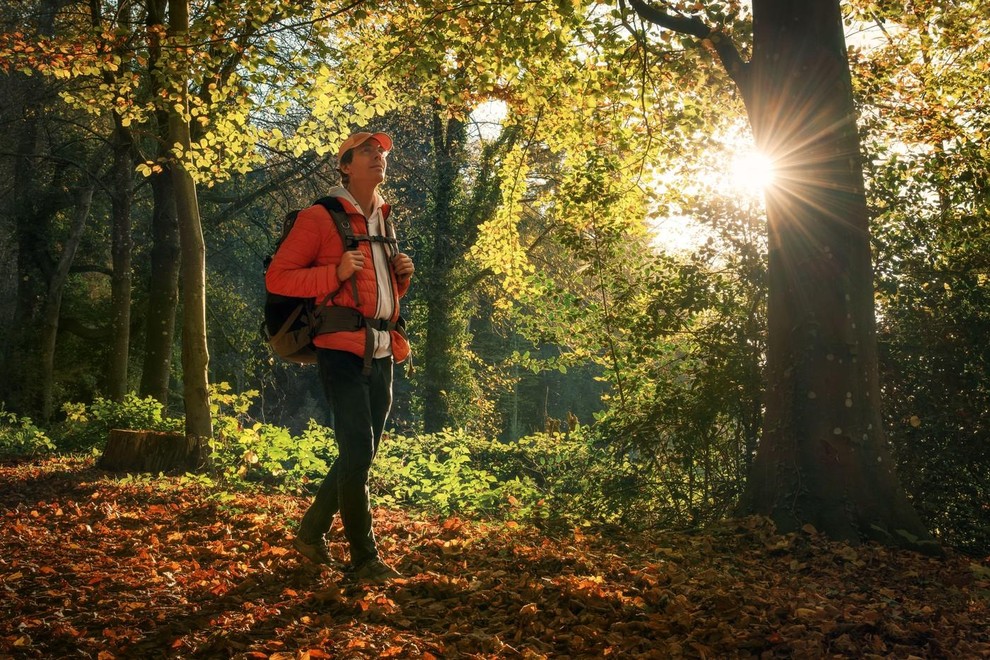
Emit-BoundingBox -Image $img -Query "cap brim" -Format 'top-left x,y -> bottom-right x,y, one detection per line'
369,132 -> 392,152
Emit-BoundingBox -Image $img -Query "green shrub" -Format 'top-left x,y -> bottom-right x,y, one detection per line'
374,433 -> 503,516
58,393 -> 182,452
0,410 -> 56,457
368,427 -> 637,529
209,383 -> 332,492
49,385 -> 723,534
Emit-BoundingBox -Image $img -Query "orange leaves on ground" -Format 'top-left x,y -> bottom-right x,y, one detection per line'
0,456 -> 988,658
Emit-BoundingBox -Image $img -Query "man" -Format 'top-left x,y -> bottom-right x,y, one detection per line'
265,131 -> 414,582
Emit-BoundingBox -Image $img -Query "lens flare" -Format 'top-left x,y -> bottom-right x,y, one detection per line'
731,150 -> 776,194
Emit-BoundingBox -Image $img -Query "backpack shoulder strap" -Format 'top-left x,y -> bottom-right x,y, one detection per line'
313,196 -> 357,250
312,196 -> 361,306
279,209 -> 301,244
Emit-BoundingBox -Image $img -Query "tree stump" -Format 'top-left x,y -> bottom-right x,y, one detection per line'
99,429 -> 196,473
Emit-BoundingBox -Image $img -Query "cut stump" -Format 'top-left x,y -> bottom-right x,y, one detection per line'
99,429 -> 196,473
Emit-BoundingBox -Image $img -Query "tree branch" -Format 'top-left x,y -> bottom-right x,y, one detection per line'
58,316 -> 111,341
70,264 -> 114,276
623,0 -> 710,38
449,214 -> 559,298
622,0 -> 750,93
203,151 -> 332,227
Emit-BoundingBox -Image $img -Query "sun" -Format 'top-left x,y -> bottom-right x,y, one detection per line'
729,149 -> 776,195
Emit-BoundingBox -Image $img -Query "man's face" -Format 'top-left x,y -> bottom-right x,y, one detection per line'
342,138 -> 388,187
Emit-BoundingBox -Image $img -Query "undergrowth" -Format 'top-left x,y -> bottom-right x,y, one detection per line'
0,384 -> 653,531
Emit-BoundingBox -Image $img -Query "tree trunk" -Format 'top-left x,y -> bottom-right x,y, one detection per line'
139,0 -> 180,406
624,0 -> 935,550
738,1 -> 935,551
7,99 -> 48,416
99,428 -> 196,473
108,117 -> 134,401
168,0 -> 212,464
138,0 -> 181,405
39,185 -> 94,423
139,164 -> 180,404
421,114 -> 466,433
7,105 -> 72,417
6,0 -> 62,415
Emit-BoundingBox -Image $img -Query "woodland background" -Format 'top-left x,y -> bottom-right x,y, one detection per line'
0,0 -> 988,559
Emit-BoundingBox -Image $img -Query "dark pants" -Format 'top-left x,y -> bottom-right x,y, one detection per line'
297,349 -> 393,567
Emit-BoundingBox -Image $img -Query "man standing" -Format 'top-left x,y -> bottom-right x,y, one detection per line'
265,131 -> 414,582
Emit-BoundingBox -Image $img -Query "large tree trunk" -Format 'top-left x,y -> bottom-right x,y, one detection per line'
168,0 -> 212,464
5,0 -> 62,414
625,0 -> 934,550
107,118 -> 134,401
139,0 -> 181,405
39,185 -> 94,423
738,1 -> 934,550
421,114 -> 466,433
7,103 -> 70,416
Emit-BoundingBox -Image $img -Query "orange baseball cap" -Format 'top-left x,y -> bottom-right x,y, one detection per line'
337,132 -> 393,160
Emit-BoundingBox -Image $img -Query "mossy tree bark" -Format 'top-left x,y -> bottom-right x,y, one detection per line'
420,114 -> 466,433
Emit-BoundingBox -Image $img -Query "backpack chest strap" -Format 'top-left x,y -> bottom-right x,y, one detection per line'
352,234 -> 397,246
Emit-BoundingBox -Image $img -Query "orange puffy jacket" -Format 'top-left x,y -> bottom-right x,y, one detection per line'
264,195 -> 410,363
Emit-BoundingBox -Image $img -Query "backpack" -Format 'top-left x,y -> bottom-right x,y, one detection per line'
261,197 -> 402,368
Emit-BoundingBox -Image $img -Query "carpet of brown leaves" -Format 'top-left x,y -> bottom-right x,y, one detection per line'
1,456 -> 987,658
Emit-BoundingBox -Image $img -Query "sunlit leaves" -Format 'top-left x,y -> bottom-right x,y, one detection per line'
2,0 -> 404,184
469,145 -> 534,300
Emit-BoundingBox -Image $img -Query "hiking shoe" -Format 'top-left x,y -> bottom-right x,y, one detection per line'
292,535 -> 334,567
350,558 -> 402,583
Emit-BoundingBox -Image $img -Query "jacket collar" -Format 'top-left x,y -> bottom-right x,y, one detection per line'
327,185 -> 388,219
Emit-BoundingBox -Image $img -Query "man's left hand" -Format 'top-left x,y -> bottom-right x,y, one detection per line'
392,253 -> 414,280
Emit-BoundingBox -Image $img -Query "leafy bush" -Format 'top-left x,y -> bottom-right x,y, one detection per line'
48,385 -> 746,534
209,383 -> 332,492
369,427 -> 645,529
0,410 -> 56,457
374,433 -> 504,516
58,393 -> 182,452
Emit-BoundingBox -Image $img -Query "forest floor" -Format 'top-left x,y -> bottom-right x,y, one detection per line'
0,457 -> 988,659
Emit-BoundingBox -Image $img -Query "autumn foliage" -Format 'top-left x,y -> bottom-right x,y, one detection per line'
1,457 -> 987,658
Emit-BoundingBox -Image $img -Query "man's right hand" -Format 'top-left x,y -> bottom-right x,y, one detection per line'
337,250 -> 365,280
